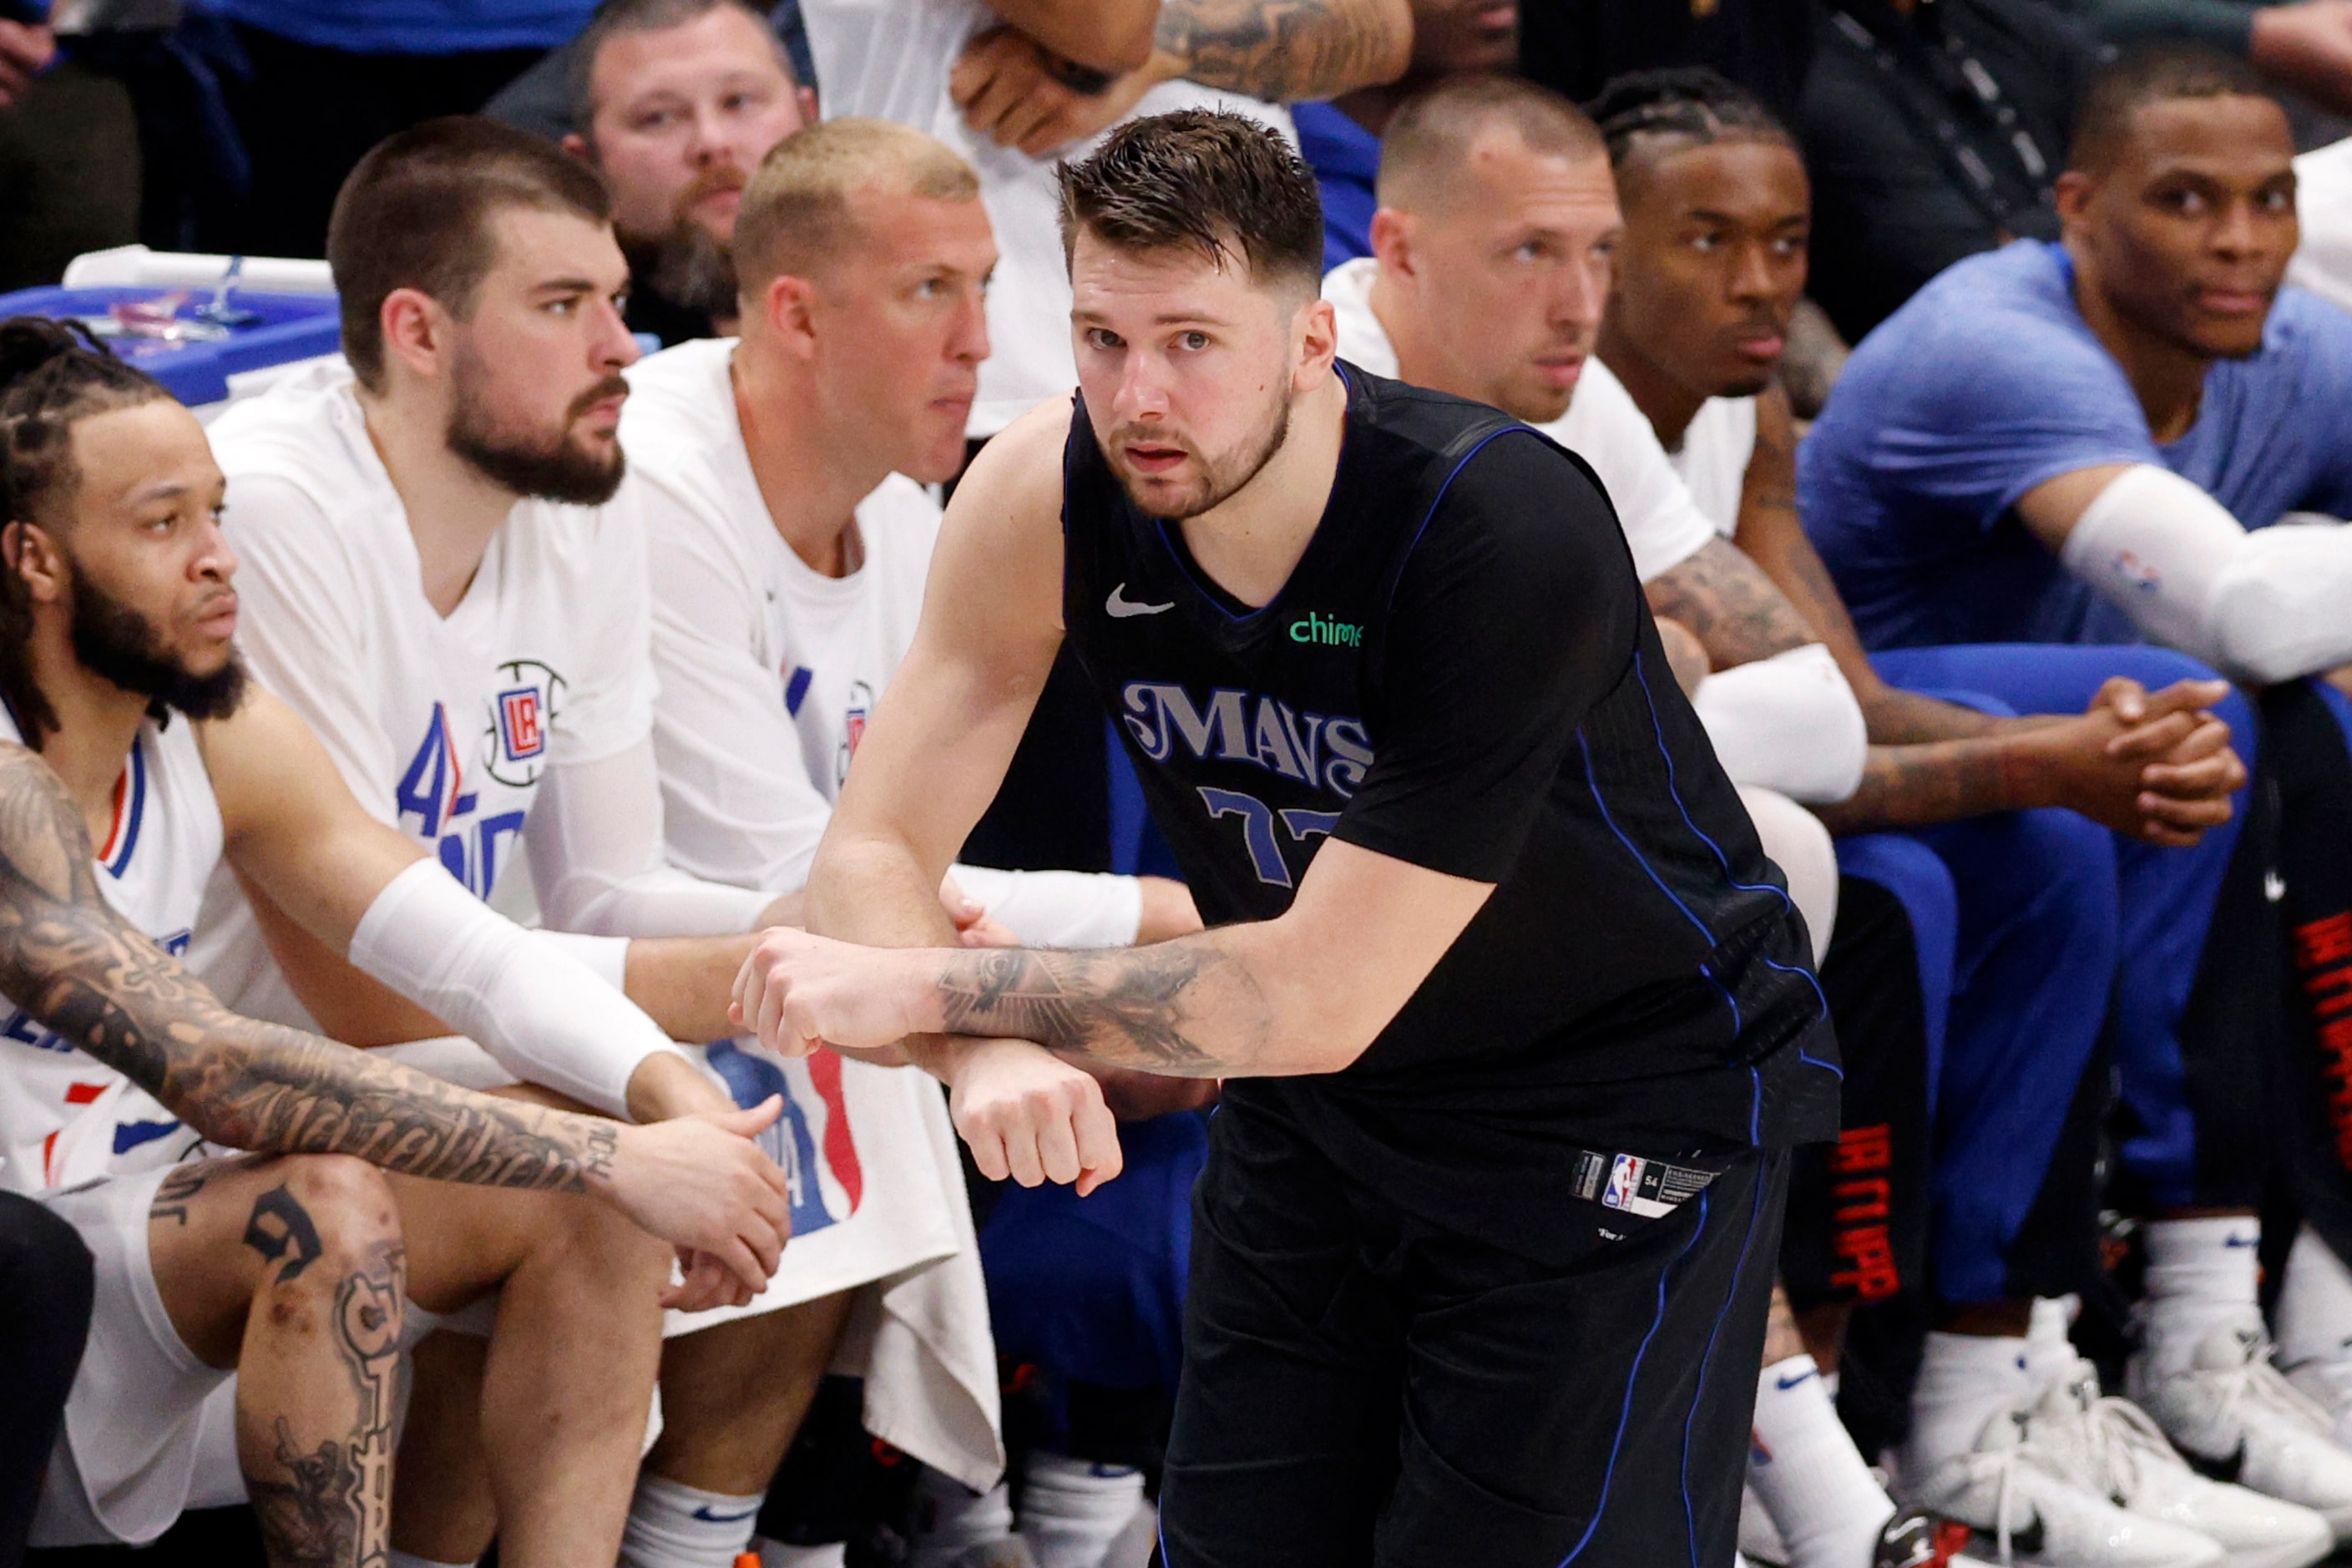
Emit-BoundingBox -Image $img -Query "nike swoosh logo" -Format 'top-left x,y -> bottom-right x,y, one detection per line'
1106,583 -> 1174,618
1774,1370 -> 1818,1390
2224,1235 -> 2259,1247
2183,1439 -> 2248,1485
690,1505 -> 762,1523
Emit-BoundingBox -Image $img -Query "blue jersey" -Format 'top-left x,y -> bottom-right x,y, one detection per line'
1798,240 -> 2352,650
195,0 -> 596,54
1292,102 -> 1380,275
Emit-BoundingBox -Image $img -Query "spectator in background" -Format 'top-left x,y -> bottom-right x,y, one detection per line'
1518,0 -> 1816,125
1292,0 -> 1520,271
1798,0 -> 2101,346
206,0 -> 601,256
559,0 -> 817,346
2054,0 -> 2352,119
2289,129 -> 2352,310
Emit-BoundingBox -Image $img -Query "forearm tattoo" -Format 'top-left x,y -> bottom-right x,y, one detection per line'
936,943 -> 1262,1075
1156,0 -> 1406,100
1816,738 -> 2027,832
1645,538 -> 1821,670
0,743 -> 616,1192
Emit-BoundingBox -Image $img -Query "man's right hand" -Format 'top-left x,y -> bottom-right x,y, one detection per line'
2031,676 -> 2244,843
605,1097 -> 791,1305
948,1037 -> 1125,1195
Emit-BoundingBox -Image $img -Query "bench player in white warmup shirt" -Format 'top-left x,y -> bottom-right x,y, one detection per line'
0,317 -> 790,1568
622,119 -> 1206,1568
198,118 -> 1000,1568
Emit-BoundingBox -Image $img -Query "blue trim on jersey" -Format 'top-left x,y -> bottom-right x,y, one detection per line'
104,736 -> 148,879
1627,655 -> 1839,1079
1682,1169 -> 1768,1568
1556,1186 -> 1715,1567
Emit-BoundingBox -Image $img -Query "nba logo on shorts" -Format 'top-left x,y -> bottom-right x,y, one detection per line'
1603,1154 -> 1645,1211
703,1039 -> 863,1237
497,687 -> 545,762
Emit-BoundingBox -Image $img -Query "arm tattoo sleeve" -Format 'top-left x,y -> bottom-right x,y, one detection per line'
935,942 -> 1266,1075
0,743 -> 620,1192
1154,0 -> 1405,100
1644,537 -> 1823,670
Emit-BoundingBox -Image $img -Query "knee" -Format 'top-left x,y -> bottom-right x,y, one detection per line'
271,1153 -> 403,1268
544,1187 -> 671,1282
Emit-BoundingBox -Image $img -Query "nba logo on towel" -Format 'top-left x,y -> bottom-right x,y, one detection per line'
1603,1154 -> 1644,1211
704,1039 -> 863,1237
497,687 -> 545,762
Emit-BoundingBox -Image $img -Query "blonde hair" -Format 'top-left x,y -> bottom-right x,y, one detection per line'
733,119 -> 980,291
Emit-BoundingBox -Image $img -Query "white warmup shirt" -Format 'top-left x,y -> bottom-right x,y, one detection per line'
193,360 -> 771,1030
0,713 -> 221,1191
1666,393 -> 1761,540
2289,137 -> 2352,319
1322,256 -> 1717,581
804,0 -> 1296,436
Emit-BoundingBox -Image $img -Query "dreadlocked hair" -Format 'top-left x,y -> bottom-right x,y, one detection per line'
0,317 -> 171,749
1587,67 -> 1794,172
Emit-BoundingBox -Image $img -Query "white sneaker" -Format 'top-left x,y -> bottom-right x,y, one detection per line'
2128,1310 -> 2352,1540
2281,1355 -> 2352,1453
1900,1399 -> 2226,1567
2027,1359 -> 2332,1568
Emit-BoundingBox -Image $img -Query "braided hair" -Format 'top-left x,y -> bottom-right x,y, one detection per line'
0,317 -> 171,748
1587,67 -> 1796,177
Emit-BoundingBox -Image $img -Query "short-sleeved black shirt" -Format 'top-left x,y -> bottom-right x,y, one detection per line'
1058,367 -> 1839,1255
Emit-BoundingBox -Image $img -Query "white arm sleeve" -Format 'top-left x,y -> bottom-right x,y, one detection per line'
2059,463 -> 2352,685
947,863 -> 1145,948
524,739 -> 776,937
1690,642 -> 1869,805
350,859 -> 686,1117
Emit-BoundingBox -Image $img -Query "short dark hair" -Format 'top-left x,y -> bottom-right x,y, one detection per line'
569,0 -> 796,133
1589,67 -> 1794,175
1377,73 -> 1604,212
327,116 -> 614,392
2067,44 -> 2276,175
0,317 -> 172,747
1057,109 -> 1323,296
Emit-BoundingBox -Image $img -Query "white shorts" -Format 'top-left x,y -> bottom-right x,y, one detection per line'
25,1157 -> 493,1546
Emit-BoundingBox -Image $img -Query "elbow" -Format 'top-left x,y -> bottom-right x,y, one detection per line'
1060,8 -> 1157,73
1365,0 -> 1415,86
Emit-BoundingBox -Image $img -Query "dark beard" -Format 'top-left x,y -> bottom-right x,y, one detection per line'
69,569 -> 247,725
1120,394 -> 1293,522
446,356 -> 629,507
622,225 -> 740,327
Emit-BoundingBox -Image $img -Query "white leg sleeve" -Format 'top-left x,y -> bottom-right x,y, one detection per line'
2059,463 -> 2352,685
350,859 -> 686,1118
1691,643 -> 1869,805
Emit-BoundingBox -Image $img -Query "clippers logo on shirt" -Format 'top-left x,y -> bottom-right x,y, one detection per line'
704,1039 -> 864,1237
392,660 -> 565,899
836,680 -> 876,787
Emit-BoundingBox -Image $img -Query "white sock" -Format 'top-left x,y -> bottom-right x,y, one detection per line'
2142,1216 -> 2261,1376
1019,1450 -> 1146,1568
1748,1355 -> 1894,1568
619,1474 -> 766,1568
758,1544 -> 848,1567
2024,1296 -> 2081,1392
1903,1331 -> 2035,1478
2276,1225 -> 2352,1371
906,1470 -> 1016,1568
388,1555 -> 476,1568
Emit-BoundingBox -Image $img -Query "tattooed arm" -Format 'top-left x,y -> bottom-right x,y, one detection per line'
0,741 -> 792,1291
1726,386 -> 2243,837
1149,0 -> 1412,101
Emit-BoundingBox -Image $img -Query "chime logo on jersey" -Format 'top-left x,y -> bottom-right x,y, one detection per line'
704,1039 -> 863,1237
483,660 -> 566,787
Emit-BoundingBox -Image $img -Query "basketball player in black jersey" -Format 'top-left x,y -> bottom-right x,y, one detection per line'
731,109 -> 1841,1566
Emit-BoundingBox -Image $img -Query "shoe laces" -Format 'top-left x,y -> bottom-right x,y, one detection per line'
2063,1378 -> 2186,1500
2193,1325 -> 2334,1437
1950,1408 -> 2081,1568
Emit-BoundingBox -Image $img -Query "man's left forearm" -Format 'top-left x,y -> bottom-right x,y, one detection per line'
1151,0 -> 1410,102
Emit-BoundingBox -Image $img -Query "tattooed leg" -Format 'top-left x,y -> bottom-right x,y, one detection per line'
148,1153 -> 405,1568
385,1173 -> 671,1568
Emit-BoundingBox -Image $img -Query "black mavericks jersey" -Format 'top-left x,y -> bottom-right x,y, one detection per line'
1060,367 -> 1839,1249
